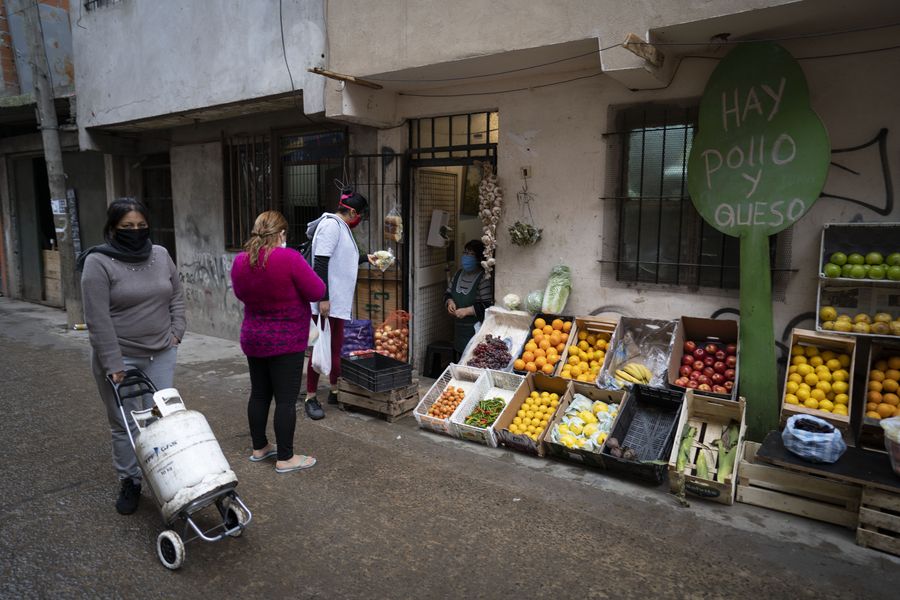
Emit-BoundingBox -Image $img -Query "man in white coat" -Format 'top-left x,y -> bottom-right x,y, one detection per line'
304,189 -> 374,419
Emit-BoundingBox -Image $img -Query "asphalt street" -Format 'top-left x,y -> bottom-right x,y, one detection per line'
0,298 -> 897,599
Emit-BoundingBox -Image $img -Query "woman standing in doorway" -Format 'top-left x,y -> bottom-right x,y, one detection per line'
231,211 -> 325,474
79,198 -> 185,515
444,239 -> 494,359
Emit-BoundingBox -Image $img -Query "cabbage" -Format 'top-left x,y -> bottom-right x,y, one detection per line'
525,290 -> 544,313
503,293 -> 521,311
541,265 -> 572,314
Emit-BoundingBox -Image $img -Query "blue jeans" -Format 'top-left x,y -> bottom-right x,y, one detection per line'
92,346 -> 178,483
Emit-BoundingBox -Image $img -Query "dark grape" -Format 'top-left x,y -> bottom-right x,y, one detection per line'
466,335 -> 512,369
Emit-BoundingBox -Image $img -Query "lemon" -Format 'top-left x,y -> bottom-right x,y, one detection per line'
832,381 -> 848,394
820,350 -> 837,361
833,404 -> 848,415
525,411 -> 535,419
786,381 -> 799,394
578,331 -> 588,341
788,373 -> 803,384
517,409 -> 527,419
513,416 -> 523,425
526,425 -> 536,434
792,355 -> 808,366
509,424 -> 519,434
558,424 -> 570,435
816,370 -> 832,383
550,399 -> 560,408
540,419 -> 549,429
810,389 -> 826,402
838,354 -> 851,368
834,393 -> 849,405
816,381 -> 832,394
808,356 -> 824,368
785,393 -> 800,405
791,345 -> 805,356
798,383 -> 811,393
804,398 -> 819,409
531,391 -> 540,399
805,346 -> 820,358
797,364 -> 813,377
541,391 -> 550,398
804,373 -> 819,386
549,393 -> 559,402
832,369 -> 849,382
795,388 -> 810,402
789,365 -> 798,374
819,399 -> 835,412
825,359 -> 842,371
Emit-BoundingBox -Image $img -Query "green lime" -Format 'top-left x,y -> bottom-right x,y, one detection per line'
841,264 -> 855,277
830,252 -> 847,266
889,266 -> 900,281
847,253 -> 865,265
869,265 -> 886,279
823,263 -> 842,278
850,264 -> 867,278
887,253 -> 900,267
866,252 -> 884,265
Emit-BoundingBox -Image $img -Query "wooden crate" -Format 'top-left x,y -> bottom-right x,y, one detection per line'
736,441 -> 862,528
337,377 -> 420,423
860,341 -> 900,453
354,269 -> 400,323
42,250 -> 62,307
556,316 -> 617,382
781,328 -> 856,432
857,487 -> 900,557
667,391 -> 746,505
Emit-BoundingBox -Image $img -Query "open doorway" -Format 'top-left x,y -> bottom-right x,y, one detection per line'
408,111 -> 498,376
12,156 -> 59,305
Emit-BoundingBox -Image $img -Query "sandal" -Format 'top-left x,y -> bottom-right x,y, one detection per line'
249,446 -> 277,462
275,455 -> 317,473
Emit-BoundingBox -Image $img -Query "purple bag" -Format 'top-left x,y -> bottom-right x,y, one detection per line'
341,319 -> 374,357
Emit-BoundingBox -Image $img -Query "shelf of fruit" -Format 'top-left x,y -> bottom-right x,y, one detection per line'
820,251 -> 900,284
782,341 -> 853,423
817,306 -> 900,339
863,355 -> 900,424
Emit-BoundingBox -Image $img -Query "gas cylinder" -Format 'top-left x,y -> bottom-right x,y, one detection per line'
133,389 -> 237,522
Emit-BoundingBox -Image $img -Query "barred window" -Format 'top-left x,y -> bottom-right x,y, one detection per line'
223,135 -> 272,251
84,0 -> 123,10
608,105 -> 775,289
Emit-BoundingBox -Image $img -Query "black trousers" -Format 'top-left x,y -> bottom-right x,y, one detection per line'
247,352 -> 304,461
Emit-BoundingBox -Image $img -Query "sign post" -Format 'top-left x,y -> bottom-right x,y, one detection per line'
688,43 -> 830,440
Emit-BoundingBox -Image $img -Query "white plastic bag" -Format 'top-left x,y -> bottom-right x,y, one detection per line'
308,318 -> 319,346
311,317 -> 332,376
782,415 -> 846,464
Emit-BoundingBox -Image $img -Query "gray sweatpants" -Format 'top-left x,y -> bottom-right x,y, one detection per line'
92,346 -> 178,483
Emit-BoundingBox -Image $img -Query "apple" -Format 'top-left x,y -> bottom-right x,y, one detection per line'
690,370 -> 702,381
724,368 -> 736,381
725,344 -> 737,355
682,354 -> 694,366
698,383 -> 712,392
703,355 -> 716,367
674,376 -> 690,387
711,373 -> 725,385
693,360 -> 704,371
713,361 -> 727,374
686,380 -> 699,389
724,381 -> 734,390
726,355 -> 737,368
705,343 -> 719,354
684,341 -> 697,353
698,375 -> 710,385
679,365 -> 693,377
715,350 -> 726,361
712,385 -> 728,394
703,366 -> 715,377
693,348 -> 706,359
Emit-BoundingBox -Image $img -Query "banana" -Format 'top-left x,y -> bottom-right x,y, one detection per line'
615,369 -> 642,384
623,363 -> 652,383
638,364 -> 653,381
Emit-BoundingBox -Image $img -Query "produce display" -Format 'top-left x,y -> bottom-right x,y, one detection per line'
864,355 -> 900,420
525,290 -> 544,313
541,265 -> 572,315
513,317 -> 572,374
783,344 -> 851,418
506,390 -> 559,441
673,340 -> 738,395
560,330 -> 610,382
549,394 -> 619,451
427,386 -> 465,419
674,420 -> 739,483
819,305 -> 900,336
614,362 -> 653,388
375,321 -> 409,361
821,251 -> 900,281
463,397 -> 505,428
502,293 -> 521,311
466,335 -> 512,370
478,163 -> 501,277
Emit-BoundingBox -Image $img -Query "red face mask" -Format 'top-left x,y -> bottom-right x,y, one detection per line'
339,199 -> 363,228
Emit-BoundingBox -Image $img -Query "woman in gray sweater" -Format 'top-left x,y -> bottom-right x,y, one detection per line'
79,199 -> 186,515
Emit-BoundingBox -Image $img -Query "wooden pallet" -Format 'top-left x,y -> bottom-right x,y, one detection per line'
857,487 -> 900,557
736,442 -> 862,529
337,378 -> 419,423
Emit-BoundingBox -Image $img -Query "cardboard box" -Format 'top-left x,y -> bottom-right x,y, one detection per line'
556,317 -> 618,384
780,328 -> 856,432
495,373 -> 571,457
667,390 -> 746,505
668,316 -> 739,401
544,385 -> 626,469
597,317 -> 677,391
459,307 -> 534,371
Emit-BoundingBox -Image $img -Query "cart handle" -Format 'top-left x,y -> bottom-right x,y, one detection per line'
106,368 -> 158,409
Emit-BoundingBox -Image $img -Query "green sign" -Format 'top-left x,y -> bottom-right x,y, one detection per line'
687,43 -> 830,441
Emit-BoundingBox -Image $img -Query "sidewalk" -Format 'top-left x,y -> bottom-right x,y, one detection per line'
1,297 -> 896,598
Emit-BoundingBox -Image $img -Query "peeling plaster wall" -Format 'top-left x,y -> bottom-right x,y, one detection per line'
170,142 -> 242,341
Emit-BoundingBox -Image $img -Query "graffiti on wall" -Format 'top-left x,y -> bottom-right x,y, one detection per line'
821,128 -> 893,216
179,253 -> 242,333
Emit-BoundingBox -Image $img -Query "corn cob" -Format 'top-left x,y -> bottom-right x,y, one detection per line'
696,449 -> 709,480
676,425 -> 696,472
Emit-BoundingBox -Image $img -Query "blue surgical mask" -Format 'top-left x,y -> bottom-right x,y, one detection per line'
461,255 -> 479,272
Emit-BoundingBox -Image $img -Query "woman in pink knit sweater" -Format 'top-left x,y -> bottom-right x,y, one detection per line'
231,211 -> 325,474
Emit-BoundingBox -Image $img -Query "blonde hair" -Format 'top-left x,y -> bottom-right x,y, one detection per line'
244,210 -> 288,268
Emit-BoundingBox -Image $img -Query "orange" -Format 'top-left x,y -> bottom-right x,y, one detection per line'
866,410 -> 882,420
886,369 -> 900,382
541,363 -> 554,375
883,379 -> 899,393
560,332 -> 569,343
522,351 -> 535,363
869,370 -> 886,382
866,401 -> 879,412
549,333 -> 561,346
888,356 -> 900,370
868,391 -> 883,404
533,331 -> 544,342
539,339 -> 551,351
869,380 -> 883,393
562,321 -> 572,332
875,360 -> 889,371
533,348 -> 546,358
525,362 -> 537,372
877,403 -> 895,418
883,393 -> 900,407
535,357 -> 547,368
513,359 -> 526,371
534,318 -> 547,329
556,343 -> 566,353
543,325 -> 553,335
525,342 -> 538,352
552,319 -> 564,331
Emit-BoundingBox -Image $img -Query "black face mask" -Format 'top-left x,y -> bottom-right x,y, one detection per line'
113,228 -> 151,253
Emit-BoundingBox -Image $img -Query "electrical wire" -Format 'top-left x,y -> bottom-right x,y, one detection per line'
399,70 -> 605,98
278,0 -> 319,126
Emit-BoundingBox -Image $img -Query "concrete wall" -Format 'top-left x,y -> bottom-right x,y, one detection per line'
72,0 -> 326,129
62,150 -> 106,249
373,27 -> 900,344
171,142 -> 242,341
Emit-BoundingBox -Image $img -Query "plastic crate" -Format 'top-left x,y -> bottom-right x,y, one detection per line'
340,352 -> 413,393
451,370 -> 525,447
413,364 -> 485,436
601,385 -> 684,483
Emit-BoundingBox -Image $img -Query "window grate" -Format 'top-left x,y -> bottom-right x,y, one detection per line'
604,105 -> 777,290
223,135 -> 273,251
84,0 -> 123,10
409,112 -> 499,161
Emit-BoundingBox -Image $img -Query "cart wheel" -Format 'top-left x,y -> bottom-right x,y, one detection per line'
223,499 -> 249,537
156,530 -> 185,570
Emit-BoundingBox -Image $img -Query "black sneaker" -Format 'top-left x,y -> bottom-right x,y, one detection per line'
327,390 -> 339,405
116,479 -> 141,515
305,398 -> 325,420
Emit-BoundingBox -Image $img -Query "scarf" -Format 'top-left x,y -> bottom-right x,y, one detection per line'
76,236 -> 153,271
